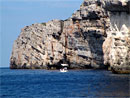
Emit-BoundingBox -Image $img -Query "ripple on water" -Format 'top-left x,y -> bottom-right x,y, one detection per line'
0,68 -> 129,98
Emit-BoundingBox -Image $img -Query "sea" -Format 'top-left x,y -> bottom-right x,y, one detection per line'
0,68 -> 130,98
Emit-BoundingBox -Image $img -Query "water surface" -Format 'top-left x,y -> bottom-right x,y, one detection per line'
0,68 -> 129,98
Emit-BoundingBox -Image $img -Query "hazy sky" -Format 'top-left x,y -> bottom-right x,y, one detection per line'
0,0 -> 83,67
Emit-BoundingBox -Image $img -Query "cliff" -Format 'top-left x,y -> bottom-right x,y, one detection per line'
103,0 -> 130,74
10,0 -> 130,73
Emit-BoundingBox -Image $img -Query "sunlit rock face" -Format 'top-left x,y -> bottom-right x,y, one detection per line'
10,0 -> 130,73
103,24 -> 130,73
103,0 -> 130,73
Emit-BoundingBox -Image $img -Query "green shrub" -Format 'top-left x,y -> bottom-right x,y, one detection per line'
41,23 -> 46,26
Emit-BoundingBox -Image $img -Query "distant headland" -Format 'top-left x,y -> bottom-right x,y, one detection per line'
10,0 -> 130,74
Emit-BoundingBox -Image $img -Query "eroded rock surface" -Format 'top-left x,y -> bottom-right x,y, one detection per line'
103,23 -> 130,74
102,0 -> 130,73
10,0 -> 130,73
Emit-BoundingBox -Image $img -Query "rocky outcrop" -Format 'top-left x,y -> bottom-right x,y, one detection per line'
10,20 -> 64,69
10,0 -> 130,73
103,24 -> 130,73
103,0 -> 130,74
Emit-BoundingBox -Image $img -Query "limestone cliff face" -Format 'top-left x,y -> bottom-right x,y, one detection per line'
103,24 -> 130,73
10,0 -> 130,73
103,0 -> 130,73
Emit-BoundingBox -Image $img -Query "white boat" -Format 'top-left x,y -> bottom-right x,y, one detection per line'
60,64 -> 68,72
60,68 -> 68,72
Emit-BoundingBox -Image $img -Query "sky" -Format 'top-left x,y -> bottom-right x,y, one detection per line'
0,0 -> 83,67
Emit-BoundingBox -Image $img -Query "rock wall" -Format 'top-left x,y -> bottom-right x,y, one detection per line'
10,0 -> 130,73
110,12 -> 130,29
103,24 -> 130,74
103,0 -> 130,73
10,20 -> 64,69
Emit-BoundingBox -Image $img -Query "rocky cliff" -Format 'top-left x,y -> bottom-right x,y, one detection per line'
10,0 -> 130,73
103,0 -> 130,73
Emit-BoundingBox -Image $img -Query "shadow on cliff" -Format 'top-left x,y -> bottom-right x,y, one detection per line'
82,29 -> 106,69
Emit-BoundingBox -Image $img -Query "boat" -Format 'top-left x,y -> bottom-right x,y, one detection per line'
60,64 -> 68,72
60,68 -> 68,72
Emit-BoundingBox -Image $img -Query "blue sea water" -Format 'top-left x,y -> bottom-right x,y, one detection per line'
0,68 -> 129,98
